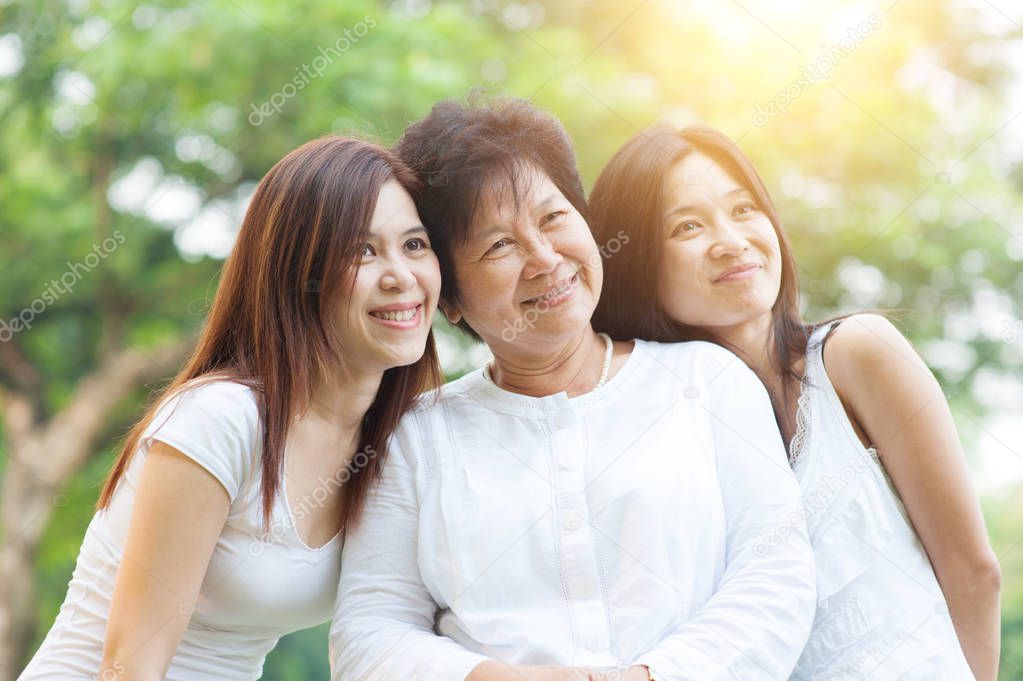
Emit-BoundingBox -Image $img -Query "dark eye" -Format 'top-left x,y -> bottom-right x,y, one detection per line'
541,210 -> 566,226
734,202 -> 757,217
487,237 -> 512,255
360,243 -> 376,257
405,237 -> 430,252
671,220 -> 702,238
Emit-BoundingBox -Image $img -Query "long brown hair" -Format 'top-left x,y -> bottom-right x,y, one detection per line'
97,136 -> 441,533
590,123 -> 813,389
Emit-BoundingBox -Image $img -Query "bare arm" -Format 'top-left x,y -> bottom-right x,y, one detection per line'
100,442 -> 230,681
466,662 -> 648,681
826,314 -> 1001,681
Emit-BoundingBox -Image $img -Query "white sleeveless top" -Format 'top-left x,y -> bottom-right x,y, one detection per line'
18,380 -> 342,681
789,322 -> 974,680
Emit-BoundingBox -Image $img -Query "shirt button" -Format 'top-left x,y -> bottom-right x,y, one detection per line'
553,409 -> 574,429
561,512 -> 582,531
556,493 -> 575,509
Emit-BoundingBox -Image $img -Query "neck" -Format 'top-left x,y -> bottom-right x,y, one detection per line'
489,327 -> 607,398
303,361 -> 383,435
715,312 -> 779,385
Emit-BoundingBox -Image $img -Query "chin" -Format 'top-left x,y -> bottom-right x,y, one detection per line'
376,344 -> 428,371
534,317 -> 592,345
394,349 -> 427,369
720,307 -> 772,328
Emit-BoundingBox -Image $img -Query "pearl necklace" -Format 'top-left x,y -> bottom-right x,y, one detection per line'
594,331 -> 614,388
486,332 -> 614,391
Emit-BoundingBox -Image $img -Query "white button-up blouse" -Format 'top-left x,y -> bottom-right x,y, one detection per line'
330,340 -> 816,681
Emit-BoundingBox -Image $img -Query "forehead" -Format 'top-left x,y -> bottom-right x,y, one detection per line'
663,150 -> 747,204
471,164 -> 564,228
369,180 -> 419,234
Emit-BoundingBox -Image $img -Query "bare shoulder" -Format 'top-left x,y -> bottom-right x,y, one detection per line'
823,313 -> 928,402
823,314 -> 915,368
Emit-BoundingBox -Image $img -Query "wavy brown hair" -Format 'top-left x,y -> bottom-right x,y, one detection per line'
97,136 -> 441,532
590,123 -> 814,391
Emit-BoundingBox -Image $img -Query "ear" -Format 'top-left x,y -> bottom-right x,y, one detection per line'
439,300 -> 462,325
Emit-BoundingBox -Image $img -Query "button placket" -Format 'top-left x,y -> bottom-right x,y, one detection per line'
549,406 -> 610,658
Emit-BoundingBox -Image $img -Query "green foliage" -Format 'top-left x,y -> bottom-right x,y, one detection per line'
2,0 -> 1020,678
985,494 -> 1023,680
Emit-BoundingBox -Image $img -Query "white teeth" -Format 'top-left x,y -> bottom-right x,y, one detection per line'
371,307 -> 417,322
527,275 -> 576,304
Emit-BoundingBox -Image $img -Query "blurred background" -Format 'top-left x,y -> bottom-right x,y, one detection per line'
1,0 -> 1021,679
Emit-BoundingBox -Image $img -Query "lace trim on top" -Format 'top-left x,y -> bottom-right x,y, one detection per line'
787,321 -> 885,470
788,323 -> 832,467
788,374 -> 813,467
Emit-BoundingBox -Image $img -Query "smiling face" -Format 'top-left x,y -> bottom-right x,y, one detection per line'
657,150 -> 782,332
444,165 -> 601,357
335,179 -> 441,374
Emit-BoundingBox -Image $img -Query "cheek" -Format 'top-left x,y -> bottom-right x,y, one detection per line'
342,271 -> 375,319
418,254 -> 442,298
453,262 -> 510,320
561,219 -> 600,258
657,246 -> 709,318
755,220 -> 782,262
759,226 -> 784,289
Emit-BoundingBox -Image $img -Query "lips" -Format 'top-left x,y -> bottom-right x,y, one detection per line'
369,302 -> 422,322
522,273 -> 579,305
714,263 -> 761,282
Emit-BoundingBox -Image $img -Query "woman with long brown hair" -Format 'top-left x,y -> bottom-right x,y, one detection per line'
589,123 -> 999,680
19,136 -> 441,680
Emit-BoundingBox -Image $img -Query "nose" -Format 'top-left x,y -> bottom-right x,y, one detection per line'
379,255 -> 416,292
521,233 -> 562,279
709,218 -> 751,259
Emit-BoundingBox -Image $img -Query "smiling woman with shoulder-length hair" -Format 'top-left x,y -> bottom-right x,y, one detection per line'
19,136 -> 442,681
329,98 -> 816,681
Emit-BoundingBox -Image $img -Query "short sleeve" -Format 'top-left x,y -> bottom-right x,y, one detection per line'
141,380 -> 261,503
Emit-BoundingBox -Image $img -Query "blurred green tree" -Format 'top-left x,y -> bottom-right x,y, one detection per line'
1,1 -> 1020,679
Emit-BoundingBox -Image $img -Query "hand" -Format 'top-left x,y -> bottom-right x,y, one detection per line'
583,665 -> 650,681
620,666 -> 651,681
467,662 -> 650,681
559,664 -> 650,681
523,666 -> 595,681
466,662 -> 594,681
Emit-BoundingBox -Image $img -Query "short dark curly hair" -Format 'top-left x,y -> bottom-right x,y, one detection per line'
394,96 -> 587,340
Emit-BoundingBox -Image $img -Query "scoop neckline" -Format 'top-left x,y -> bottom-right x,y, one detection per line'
279,451 -> 343,552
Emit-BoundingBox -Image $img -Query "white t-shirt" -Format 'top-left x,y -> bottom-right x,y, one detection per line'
330,340 -> 817,681
19,380 -> 342,681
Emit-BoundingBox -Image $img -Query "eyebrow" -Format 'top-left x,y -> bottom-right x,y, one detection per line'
535,192 -> 560,211
472,192 -> 562,242
665,187 -> 751,218
367,225 -> 428,238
